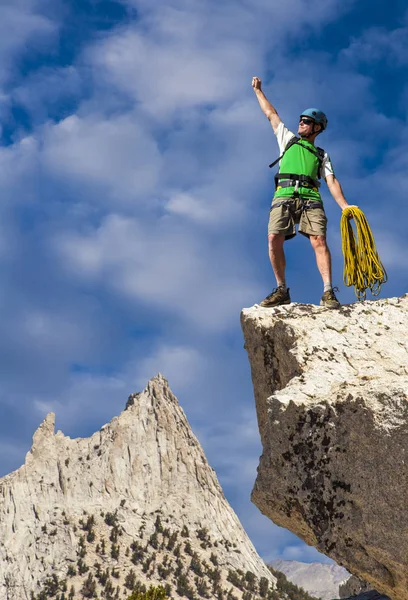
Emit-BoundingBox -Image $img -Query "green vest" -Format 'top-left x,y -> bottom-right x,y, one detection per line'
274,140 -> 323,202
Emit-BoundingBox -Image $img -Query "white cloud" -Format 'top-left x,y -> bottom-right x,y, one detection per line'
133,345 -> 204,391
89,26 -> 254,117
42,113 -> 163,204
342,25 -> 408,66
54,213 -> 263,331
268,543 -> 333,564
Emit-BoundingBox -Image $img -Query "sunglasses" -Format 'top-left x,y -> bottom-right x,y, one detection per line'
299,117 -> 315,125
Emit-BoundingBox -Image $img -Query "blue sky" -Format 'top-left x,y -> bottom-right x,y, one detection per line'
1,0 -> 407,565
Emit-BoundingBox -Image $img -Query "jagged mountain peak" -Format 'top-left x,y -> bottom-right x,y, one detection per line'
0,376 -> 278,600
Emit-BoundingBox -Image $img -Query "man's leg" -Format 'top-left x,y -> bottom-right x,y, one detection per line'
309,235 -> 340,307
309,235 -> 332,285
268,233 -> 286,287
259,233 -> 291,307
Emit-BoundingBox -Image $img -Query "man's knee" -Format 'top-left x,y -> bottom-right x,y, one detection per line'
268,233 -> 285,250
310,235 -> 328,250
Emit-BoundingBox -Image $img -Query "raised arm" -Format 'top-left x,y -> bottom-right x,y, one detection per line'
252,77 -> 281,132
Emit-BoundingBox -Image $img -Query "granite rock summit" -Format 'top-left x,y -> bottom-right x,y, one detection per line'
241,296 -> 408,600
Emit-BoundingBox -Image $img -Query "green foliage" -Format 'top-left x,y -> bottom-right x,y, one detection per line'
86,530 -> 95,543
77,536 -> 87,558
142,553 -> 156,574
176,574 -> 196,600
104,510 -> 119,527
80,573 -> 97,598
166,531 -> 178,551
125,569 -> 137,590
96,567 -> 110,586
43,574 -> 60,596
184,540 -> 193,556
77,558 -> 89,574
127,584 -> 167,600
173,557 -> 184,578
244,571 -> 256,592
181,525 -> 190,537
190,553 -> 204,577
196,527 -> 209,542
131,540 -> 145,564
209,552 -> 218,566
207,567 -> 221,584
196,527 -> 211,548
110,525 -> 119,543
104,578 -> 115,600
157,562 -> 172,579
227,570 -> 244,591
155,515 -> 164,533
259,577 -> 269,598
195,577 -> 210,598
173,542 -> 181,557
66,565 -> 76,577
81,515 -> 95,532
111,542 -> 120,560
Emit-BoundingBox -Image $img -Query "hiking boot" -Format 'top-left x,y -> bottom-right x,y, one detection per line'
320,287 -> 341,309
259,286 -> 291,307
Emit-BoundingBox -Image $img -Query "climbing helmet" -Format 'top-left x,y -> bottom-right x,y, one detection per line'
300,108 -> 328,130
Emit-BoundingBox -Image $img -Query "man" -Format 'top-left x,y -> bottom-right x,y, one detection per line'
252,76 -> 352,308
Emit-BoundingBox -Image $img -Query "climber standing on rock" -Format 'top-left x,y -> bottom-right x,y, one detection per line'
252,76 -> 353,309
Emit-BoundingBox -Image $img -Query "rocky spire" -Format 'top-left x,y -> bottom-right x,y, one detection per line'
0,374 -> 277,600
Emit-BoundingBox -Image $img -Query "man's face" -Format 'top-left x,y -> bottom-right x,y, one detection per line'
298,116 -> 318,138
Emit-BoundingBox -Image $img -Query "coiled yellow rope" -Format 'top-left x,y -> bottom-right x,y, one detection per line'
341,206 -> 388,300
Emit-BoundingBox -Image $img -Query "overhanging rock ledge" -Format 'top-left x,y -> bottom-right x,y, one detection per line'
241,296 -> 408,600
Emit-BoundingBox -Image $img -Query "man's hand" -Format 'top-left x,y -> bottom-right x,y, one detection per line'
343,205 -> 358,220
252,77 -> 262,91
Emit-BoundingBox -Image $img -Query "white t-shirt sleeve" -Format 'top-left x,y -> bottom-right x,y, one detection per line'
273,121 -> 296,154
322,152 -> 335,179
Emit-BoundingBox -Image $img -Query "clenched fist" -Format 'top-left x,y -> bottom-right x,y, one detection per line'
252,77 -> 262,90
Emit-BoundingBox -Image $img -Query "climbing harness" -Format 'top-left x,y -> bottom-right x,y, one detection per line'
341,206 -> 388,300
274,173 -> 320,193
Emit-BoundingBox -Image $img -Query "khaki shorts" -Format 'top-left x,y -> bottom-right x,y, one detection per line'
268,196 -> 327,240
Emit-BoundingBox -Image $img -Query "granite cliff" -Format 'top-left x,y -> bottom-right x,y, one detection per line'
241,295 -> 408,600
0,375 -> 278,600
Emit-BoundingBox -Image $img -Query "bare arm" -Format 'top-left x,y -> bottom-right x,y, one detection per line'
252,77 -> 281,132
325,174 -> 351,210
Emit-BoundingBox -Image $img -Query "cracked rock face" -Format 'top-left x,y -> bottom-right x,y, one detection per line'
241,296 -> 408,600
0,374 -> 275,600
